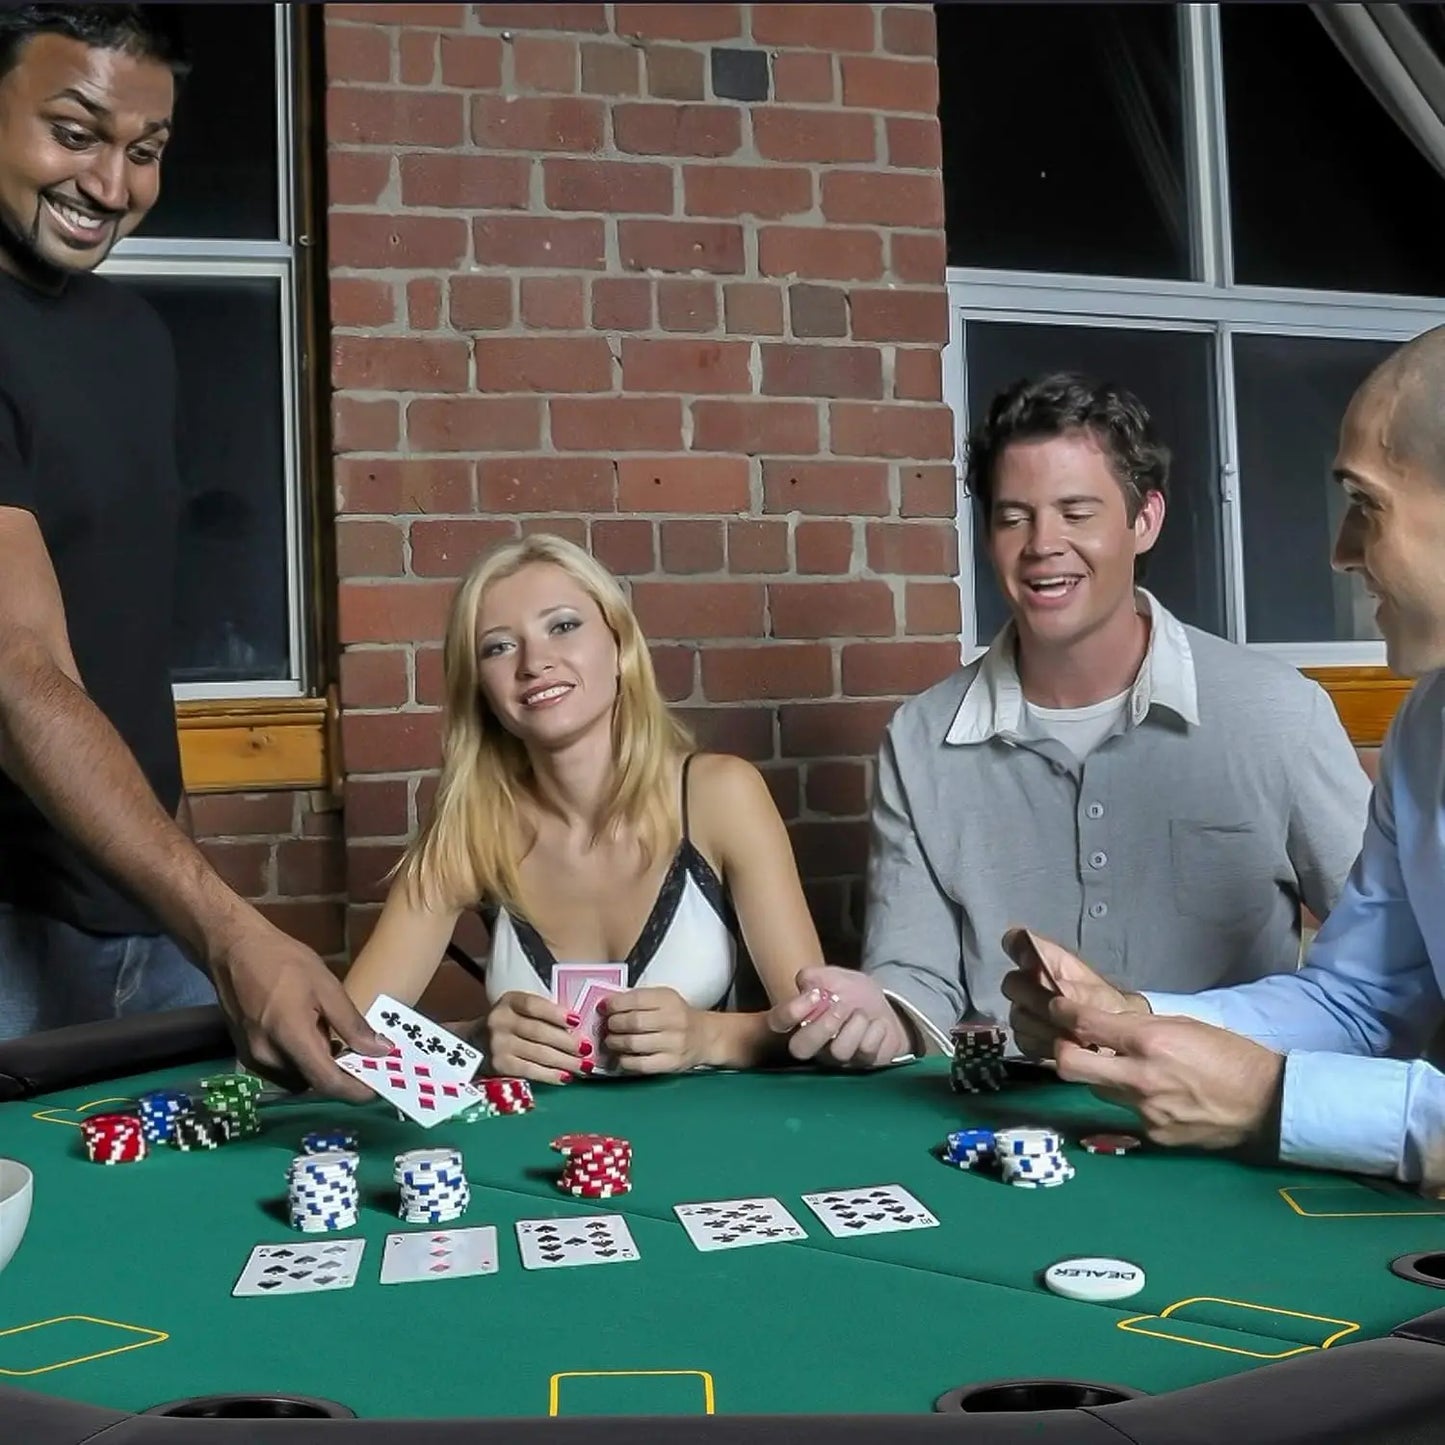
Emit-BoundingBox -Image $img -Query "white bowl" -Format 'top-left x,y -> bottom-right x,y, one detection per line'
0,1159 -> 33,1275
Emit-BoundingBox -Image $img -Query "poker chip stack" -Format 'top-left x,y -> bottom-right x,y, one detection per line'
169,1105 -> 238,1151
136,1089 -> 193,1146
994,1126 -> 1074,1189
199,1072 -> 263,1139
395,1147 -> 470,1224
938,1127 -> 997,1171
81,1112 -> 147,1164
287,1148 -> 361,1232
551,1134 -> 632,1199
949,1023 -> 1009,1093
301,1129 -> 359,1155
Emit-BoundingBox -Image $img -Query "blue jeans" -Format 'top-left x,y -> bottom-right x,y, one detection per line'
0,902 -> 218,1040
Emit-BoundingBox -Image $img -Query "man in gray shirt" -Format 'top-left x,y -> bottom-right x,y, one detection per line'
768,373 -> 1369,1065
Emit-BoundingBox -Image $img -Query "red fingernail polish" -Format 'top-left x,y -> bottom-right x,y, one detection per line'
578,1040 -> 593,1057
566,1013 -> 581,1027
557,1072 -> 572,1083
581,1059 -> 595,1074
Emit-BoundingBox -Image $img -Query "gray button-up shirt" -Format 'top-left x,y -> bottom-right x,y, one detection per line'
863,594 -> 1372,1036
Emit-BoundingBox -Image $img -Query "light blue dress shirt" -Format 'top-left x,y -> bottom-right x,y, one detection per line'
1143,669 -> 1445,1185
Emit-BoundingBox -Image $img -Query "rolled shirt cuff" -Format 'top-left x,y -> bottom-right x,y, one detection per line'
1279,1051 -> 1410,1177
1137,989 -> 1229,1030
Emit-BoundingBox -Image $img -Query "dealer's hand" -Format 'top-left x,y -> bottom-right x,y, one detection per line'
766,965 -> 910,1069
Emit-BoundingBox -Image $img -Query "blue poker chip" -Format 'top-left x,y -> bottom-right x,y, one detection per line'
302,1130 -> 358,1154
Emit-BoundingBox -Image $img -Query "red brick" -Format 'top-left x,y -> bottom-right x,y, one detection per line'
329,213 -> 468,269
472,214 -> 606,269
327,88 -> 464,146
480,456 -> 616,512
672,707 -> 771,762
650,644 -> 695,701
514,274 -> 580,329
330,4 -> 463,22
470,95 -> 603,152
342,709 -> 444,774
338,582 -> 455,644
790,820 -> 869,878
724,282 -> 785,336
895,347 -> 943,402
751,4 -> 876,50
769,581 -> 895,638
514,34 -> 578,91
411,519 -> 524,577
439,34 -> 504,87
551,397 -> 684,451
822,170 -> 944,227
524,515 -> 589,545
407,278 -> 442,330
865,521 -> 958,575
189,792 -> 295,837
759,225 -> 883,281
616,3 -> 740,39
882,6 -> 938,56
590,518 -> 656,575
795,518 -> 855,573
753,108 -> 875,163
336,458 -> 473,515
842,640 -> 959,696
683,165 -> 813,219
805,760 -> 869,815
475,336 -> 615,392
415,646 -> 445,706
200,840 -> 270,898
336,518 -> 406,579
325,24 -> 392,84
474,4 -> 607,29
449,276 -> 514,330
327,150 -> 391,206
763,763 -> 801,819
332,336 -> 469,394
407,397 -> 544,452
333,397 -> 399,453
581,40 -> 641,95
398,31 -> 437,85
645,45 -> 706,101
772,51 -> 834,103
618,456 -> 750,513
347,843 -> 410,904
891,231 -> 947,285
905,580 -> 962,635
830,402 -> 954,459
779,699 -> 898,757
761,344 -> 883,399
660,518 -> 724,574
622,338 -> 750,394
900,463 -> 957,516
339,647 -> 409,709
841,56 -> 940,114
788,283 -> 847,338
300,804 -> 343,842
260,901 -> 346,960
702,644 -> 832,700
330,277 -> 394,329
344,778 -> 411,839
277,838 -> 347,898
399,153 -> 531,209
763,459 -> 889,515
619,219 -> 745,275
657,279 -> 718,331
614,103 -> 741,158
851,289 -> 947,342
887,116 -> 942,170
631,581 -> 765,639
544,158 -> 674,213
691,400 -> 819,455
728,518 -> 789,573
592,277 -> 652,330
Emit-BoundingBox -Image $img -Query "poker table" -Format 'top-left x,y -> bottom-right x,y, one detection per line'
2,1009 -> 1445,1444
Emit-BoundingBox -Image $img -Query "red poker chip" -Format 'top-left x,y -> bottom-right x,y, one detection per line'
551,1133 -> 630,1154
1081,1133 -> 1141,1155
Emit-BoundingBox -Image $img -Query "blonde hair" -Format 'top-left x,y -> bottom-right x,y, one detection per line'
398,533 -> 692,917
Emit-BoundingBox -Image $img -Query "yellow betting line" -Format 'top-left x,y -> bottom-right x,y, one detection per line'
31,1098 -> 137,1128
0,1316 -> 168,1377
1117,1296 -> 1359,1360
548,1369 -> 715,1416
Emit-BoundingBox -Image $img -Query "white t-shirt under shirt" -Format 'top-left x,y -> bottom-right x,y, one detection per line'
1019,688 -> 1131,761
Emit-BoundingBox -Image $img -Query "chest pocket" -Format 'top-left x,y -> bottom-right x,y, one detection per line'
1169,818 -> 1276,926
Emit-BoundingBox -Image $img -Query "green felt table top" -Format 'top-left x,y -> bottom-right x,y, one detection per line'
0,1057 -> 1442,1420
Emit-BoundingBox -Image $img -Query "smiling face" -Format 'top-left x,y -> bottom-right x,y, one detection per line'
474,562 -> 621,749
0,33 -> 173,281
986,430 -> 1164,652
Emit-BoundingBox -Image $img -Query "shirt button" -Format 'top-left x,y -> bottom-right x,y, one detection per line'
1086,802 -> 1104,819
1089,850 -> 1108,869
1089,901 -> 1108,919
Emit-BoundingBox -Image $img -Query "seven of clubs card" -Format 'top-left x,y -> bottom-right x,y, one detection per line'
516,1215 -> 639,1269
800,1184 -> 939,1238
233,1240 -> 366,1297
673,1197 -> 807,1251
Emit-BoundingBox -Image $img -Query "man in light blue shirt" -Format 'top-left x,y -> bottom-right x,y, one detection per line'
1002,328 -> 1445,1189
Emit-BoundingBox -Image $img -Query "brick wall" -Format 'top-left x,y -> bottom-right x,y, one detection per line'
322,1 -> 956,986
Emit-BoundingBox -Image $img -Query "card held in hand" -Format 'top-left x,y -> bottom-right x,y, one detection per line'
334,1049 -> 488,1128
364,993 -> 482,1082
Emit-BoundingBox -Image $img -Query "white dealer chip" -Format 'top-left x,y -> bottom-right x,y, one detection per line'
1042,1256 -> 1146,1303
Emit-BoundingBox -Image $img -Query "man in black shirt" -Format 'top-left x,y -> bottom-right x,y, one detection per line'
0,5 -> 384,1096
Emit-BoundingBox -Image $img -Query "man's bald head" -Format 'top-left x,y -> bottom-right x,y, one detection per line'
1357,325 -> 1445,483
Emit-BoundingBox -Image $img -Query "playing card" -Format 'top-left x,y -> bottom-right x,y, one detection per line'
365,994 -> 482,1082
799,1184 -> 939,1239
515,1214 -> 639,1269
232,1240 -> 365,1297
334,1049 -> 487,1127
674,1196 -> 807,1252
573,981 -> 626,1074
552,963 -> 627,1012
379,1227 -> 498,1285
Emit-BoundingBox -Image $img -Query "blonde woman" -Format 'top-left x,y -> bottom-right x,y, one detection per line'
343,533 -> 832,1084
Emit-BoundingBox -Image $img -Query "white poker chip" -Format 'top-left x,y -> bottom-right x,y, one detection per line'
1042,1256 -> 1145,1303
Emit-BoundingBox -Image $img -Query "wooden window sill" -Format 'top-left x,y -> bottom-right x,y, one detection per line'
178,696 -> 332,794
1301,667 -> 1409,749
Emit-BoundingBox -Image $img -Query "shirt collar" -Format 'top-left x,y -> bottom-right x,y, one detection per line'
945,589 -> 1200,746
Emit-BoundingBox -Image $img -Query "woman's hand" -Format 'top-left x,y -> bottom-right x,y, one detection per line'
603,986 -> 713,1074
485,990 -> 585,1084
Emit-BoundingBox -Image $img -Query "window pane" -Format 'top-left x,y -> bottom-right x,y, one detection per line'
1235,333 -> 1395,644
1222,5 -> 1445,295
144,5 -> 280,240
115,275 -> 292,685
964,321 -> 1224,641
938,4 -> 1190,279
